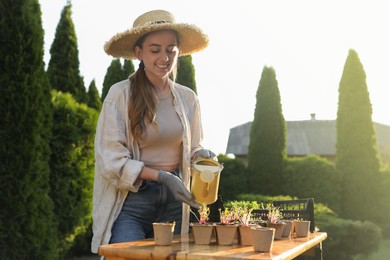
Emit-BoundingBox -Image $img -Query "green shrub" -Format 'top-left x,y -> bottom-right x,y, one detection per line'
322,218 -> 382,260
0,0 -> 59,258
66,222 -> 93,257
283,155 -> 342,212
377,169 -> 390,237
297,203 -> 382,260
50,91 -> 98,256
236,194 -> 294,204
217,155 -> 248,201
313,202 -> 382,259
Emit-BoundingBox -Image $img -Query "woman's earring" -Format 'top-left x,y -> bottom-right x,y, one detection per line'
139,60 -> 145,70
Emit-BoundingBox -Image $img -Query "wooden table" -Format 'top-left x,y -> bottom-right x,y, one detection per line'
99,232 -> 327,260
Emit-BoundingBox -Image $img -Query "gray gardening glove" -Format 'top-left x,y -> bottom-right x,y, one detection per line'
194,149 -> 217,161
157,170 -> 201,209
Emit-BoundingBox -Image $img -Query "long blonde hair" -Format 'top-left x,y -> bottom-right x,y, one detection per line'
128,30 -> 179,141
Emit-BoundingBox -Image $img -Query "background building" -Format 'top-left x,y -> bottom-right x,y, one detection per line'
226,114 -> 390,164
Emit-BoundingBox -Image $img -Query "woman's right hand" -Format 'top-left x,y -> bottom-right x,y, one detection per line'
157,170 -> 200,209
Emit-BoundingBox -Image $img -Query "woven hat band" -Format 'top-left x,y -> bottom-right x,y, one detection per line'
133,10 -> 176,27
137,20 -> 173,28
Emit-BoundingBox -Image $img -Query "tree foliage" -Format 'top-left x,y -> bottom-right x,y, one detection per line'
101,59 -> 134,101
87,79 -> 102,110
0,0 -> 58,258
217,155 -> 248,201
336,49 -> 381,221
123,59 -> 135,78
376,169 -> 390,237
283,155 -> 342,212
247,66 -> 286,195
314,202 -> 382,260
322,218 -> 382,260
176,55 -> 197,93
47,2 -> 86,103
50,91 -> 98,256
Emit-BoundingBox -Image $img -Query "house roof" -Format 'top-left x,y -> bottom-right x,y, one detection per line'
226,118 -> 390,156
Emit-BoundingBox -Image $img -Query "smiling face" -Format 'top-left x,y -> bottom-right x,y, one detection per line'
135,30 -> 179,83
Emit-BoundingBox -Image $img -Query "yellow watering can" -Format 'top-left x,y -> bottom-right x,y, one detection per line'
191,157 -> 223,204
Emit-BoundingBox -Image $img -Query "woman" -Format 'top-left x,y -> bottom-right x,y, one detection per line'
91,9 -> 215,253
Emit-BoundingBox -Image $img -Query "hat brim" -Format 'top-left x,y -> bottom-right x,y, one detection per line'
104,23 -> 209,60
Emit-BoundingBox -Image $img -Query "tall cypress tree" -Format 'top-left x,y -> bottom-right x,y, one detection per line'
336,49 -> 380,221
247,66 -> 286,195
101,59 -> 134,101
176,55 -> 197,93
123,59 -> 135,79
0,0 -> 58,258
101,59 -> 127,101
47,2 -> 86,103
87,79 -> 102,110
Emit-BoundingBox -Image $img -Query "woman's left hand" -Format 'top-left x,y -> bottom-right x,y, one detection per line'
193,149 -> 217,161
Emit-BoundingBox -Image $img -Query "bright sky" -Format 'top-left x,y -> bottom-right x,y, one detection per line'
40,0 -> 390,154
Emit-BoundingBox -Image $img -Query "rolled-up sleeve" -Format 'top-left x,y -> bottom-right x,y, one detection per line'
94,87 -> 144,192
190,94 -> 204,157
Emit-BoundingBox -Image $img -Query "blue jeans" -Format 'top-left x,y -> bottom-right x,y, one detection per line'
109,169 -> 182,243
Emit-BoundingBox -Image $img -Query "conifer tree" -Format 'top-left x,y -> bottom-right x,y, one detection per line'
87,79 -> 102,110
247,66 -> 286,195
101,59 -> 127,101
336,49 -> 380,221
47,2 -> 86,103
123,59 -> 135,79
0,0 -> 58,258
176,55 -> 197,93
50,91 -> 98,256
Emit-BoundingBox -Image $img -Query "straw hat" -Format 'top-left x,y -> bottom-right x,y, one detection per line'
104,9 -> 209,60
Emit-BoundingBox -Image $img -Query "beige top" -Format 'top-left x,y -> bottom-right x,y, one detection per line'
139,93 -> 183,167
